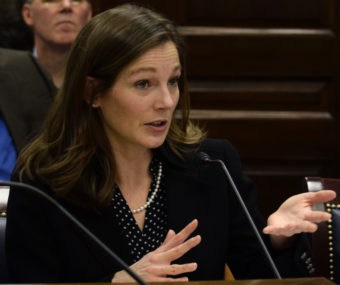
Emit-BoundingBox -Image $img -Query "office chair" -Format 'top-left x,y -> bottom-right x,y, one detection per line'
0,186 -> 9,283
305,177 -> 340,284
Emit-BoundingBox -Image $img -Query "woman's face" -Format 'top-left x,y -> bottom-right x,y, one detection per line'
94,41 -> 181,154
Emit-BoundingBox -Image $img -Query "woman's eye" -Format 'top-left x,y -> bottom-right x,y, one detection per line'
168,77 -> 179,87
135,80 -> 149,89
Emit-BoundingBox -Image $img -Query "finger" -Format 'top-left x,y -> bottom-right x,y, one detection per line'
263,225 -> 292,235
308,190 -> 336,204
161,219 -> 198,251
148,263 -> 197,277
305,210 -> 331,223
162,230 -> 176,245
262,225 -> 271,235
149,276 -> 189,282
264,224 -> 295,236
154,230 -> 176,253
263,221 -> 318,236
160,235 -> 201,262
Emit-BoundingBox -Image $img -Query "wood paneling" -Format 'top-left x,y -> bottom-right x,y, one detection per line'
189,81 -> 330,110
92,0 -> 340,218
95,0 -> 333,28
182,27 -> 337,78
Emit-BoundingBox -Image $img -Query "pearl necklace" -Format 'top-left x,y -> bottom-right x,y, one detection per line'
131,161 -> 162,214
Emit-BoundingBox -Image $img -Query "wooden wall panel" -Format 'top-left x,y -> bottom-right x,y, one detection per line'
184,0 -> 331,27
182,28 -> 337,78
189,81 -> 329,110
95,0 -> 333,28
92,0 -> 340,218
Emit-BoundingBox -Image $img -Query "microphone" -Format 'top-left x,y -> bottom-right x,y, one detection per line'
0,180 -> 148,285
198,152 -> 282,279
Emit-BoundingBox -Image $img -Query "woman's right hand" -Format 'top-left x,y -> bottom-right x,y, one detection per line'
112,219 -> 201,282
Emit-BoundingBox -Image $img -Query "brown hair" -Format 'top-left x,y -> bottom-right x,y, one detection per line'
16,4 -> 204,210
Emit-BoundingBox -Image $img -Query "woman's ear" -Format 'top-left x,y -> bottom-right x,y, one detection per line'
84,76 -> 100,107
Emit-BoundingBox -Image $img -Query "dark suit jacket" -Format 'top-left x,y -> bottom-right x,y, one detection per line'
0,48 -> 56,153
6,139 -> 314,282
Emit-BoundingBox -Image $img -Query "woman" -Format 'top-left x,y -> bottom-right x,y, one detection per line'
5,4 -> 335,283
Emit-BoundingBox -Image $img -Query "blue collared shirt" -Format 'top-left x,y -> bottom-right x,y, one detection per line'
0,115 -> 17,181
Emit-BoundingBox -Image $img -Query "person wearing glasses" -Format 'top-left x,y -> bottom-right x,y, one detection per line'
6,4 -> 336,283
0,0 -> 92,181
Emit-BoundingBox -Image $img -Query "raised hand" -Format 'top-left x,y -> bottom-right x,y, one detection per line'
263,190 -> 336,237
112,219 -> 201,282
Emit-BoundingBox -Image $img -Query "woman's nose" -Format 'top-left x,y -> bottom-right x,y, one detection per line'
156,86 -> 178,109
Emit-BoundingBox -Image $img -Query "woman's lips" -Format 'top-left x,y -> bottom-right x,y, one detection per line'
145,120 -> 168,131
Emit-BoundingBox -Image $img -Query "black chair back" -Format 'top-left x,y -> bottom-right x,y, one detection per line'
305,177 -> 340,284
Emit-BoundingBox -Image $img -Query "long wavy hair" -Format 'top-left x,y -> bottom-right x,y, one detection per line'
16,4 -> 204,211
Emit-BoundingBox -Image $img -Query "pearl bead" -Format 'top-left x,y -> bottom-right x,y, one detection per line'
132,162 -> 162,214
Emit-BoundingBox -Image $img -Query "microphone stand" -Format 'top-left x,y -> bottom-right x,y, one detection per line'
1,181 -> 148,285
199,153 -> 282,279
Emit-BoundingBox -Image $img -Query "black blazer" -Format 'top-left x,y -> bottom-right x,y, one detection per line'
6,139 -> 313,282
0,48 -> 56,153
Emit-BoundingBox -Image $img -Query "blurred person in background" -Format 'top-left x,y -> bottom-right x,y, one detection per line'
0,0 -> 92,181
21,0 -> 93,87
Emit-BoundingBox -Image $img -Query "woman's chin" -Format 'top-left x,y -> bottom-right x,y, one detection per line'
146,138 -> 167,149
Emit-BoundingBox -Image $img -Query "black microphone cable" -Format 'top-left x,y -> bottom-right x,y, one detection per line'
199,152 -> 282,279
0,180 -> 148,285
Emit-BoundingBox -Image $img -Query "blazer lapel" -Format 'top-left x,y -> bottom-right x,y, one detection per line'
156,142 -> 217,233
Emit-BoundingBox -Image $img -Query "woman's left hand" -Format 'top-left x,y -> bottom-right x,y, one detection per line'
263,190 -> 336,237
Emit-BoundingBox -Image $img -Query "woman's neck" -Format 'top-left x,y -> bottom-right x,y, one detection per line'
113,148 -> 153,194
113,149 -> 154,231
